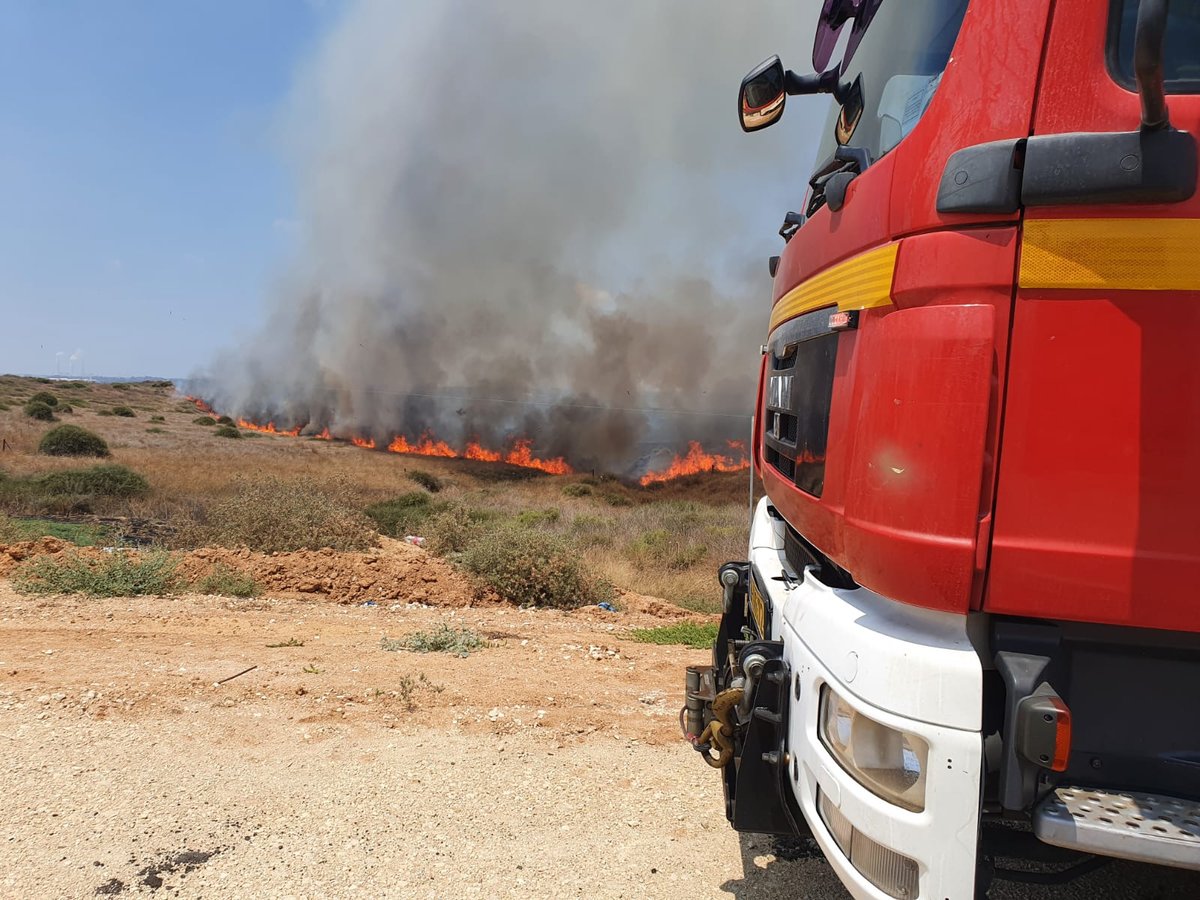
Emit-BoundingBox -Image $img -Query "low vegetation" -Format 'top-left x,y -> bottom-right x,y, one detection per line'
0,514 -> 111,546
13,550 -> 181,597
28,391 -> 58,407
408,469 -> 443,493
364,492 -> 444,537
192,564 -> 260,597
459,522 -> 614,609
23,400 -> 56,421
380,624 -> 486,657
177,475 -> 375,553
629,621 -> 718,649
111,406 -> 136,417
214,424 -> 240,439
38,425 -> 110,458
193,416 -> 216,426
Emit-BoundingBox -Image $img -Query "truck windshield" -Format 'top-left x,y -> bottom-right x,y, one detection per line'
1109,0 -> 1200,93
813,0 -> 969,169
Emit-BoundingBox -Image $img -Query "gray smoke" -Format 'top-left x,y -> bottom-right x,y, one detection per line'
201,0 -> 820,472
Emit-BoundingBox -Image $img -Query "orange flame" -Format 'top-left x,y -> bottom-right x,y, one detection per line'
502,438 -> 572,475
187,396 -> 215,415
237,418 -> 302,437
639,440 -> 750,486
351,436 -> 376,450
314,428 -> 332,440
388,434 -> 457,457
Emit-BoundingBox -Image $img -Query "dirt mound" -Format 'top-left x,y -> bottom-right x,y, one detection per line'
176,537 -> 486,606
0,537 -> 73,576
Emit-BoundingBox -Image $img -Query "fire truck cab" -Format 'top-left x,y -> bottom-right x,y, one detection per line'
685,1 -> 1200,897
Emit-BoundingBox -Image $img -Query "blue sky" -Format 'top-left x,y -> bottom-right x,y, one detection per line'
0,2 -> 340,377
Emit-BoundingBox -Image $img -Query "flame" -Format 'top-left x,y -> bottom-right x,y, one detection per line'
314,428 -> 332,440
388,434 -> 457,457
502,438 -> 572,475
187,396 -> 215,414
237,418 -> 302,437
351,436 -> 376,450
639,440 -> 751,486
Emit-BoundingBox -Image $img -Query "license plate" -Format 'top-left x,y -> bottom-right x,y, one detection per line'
749,578 -> 767,637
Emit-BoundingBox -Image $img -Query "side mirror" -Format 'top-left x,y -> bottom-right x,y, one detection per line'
739,56 -> 787,133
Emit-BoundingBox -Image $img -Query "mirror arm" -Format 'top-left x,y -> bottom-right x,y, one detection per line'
784,67 -> 848,101
1134,0 -> 1171,130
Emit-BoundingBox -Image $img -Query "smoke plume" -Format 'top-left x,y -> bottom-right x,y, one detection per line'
201,0 -> 817,473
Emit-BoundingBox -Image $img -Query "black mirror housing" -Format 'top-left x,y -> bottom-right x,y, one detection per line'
740,56 -> 787,133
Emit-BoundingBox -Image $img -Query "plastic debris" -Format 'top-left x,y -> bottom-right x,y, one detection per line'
404,535 -> 426,547
361,600 -> 377,607
597,601 -> 617,612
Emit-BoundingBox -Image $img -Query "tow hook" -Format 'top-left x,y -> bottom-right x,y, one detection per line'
694,688 -> 744,768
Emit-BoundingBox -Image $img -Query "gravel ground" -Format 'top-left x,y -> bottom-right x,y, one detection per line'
1,589 -> 1197,899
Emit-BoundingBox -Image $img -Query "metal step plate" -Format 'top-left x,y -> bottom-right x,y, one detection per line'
1034,786 -> 1200,871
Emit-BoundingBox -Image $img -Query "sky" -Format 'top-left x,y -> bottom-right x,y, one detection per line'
0,1 -> 341,378
0,1 -> 824,382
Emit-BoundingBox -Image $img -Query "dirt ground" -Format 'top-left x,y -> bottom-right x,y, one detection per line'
3,582 -> 1199,899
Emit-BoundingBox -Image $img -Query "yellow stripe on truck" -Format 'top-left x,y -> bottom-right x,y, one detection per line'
769,242 -> 899,333
1020,218 -> 1200,292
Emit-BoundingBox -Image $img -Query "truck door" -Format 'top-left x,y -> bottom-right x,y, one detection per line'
987,0 -> 1200,632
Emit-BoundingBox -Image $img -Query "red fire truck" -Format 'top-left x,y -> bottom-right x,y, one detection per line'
684,1 -> 1200,896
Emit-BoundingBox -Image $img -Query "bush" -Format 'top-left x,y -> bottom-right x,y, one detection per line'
424,505 -> 487,555
627,527 -> 708,572
145,427 -> 166,434
96,409 -> 115,417
216,415 -> 234,425
179,476 -> 375,553
23,401 -> 56,421
28,391 -> 58,407
38,425 -> 110,457
193,416 -> 216,426
562,483 -> 593,498
214,425 -> 241,439
364,492 -> 441,537
408,469 -> 443,493
38,464 -> 149,498
513,507 -> 560,528
380,624 -> 486,657
629,621 -> 718,649
13,550 -> 180,597
111,383 -> 131,390
600,491 -> 633,507
149,415 -> 165,423
459,522 -> 614,609
111,406 -> 135,417
192,564 -> 260,598
57,404 -> 73,414
0,514 -> 110,546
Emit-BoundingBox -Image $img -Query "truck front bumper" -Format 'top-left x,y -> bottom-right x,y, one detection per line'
749,499 -> 985,900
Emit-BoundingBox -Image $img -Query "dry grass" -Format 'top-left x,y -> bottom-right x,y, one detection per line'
0,375 -> 748,611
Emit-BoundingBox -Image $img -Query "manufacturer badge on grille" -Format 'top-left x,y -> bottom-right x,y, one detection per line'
768,375 -> 793,411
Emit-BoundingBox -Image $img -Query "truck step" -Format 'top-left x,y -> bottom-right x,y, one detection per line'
1033,786 -> 1200,871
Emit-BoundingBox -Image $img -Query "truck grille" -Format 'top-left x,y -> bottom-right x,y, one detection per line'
763,307 -> 842,497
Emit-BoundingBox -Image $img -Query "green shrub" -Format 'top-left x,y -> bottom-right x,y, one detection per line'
380,624 -> 486,657
562,483 -> 593,498
63,381 -> 89,390
111,406 -> 135,417
214,425 -> 241,439
111,383 -> 130,391
28,391 -> 58,407
149,415 -> 165,423
38,464 -> 149,499
96,409 -> 115,417
23,401 -> 56,421
424,505 -> 486,555
408,469 -> 443,493
364,492 -> 441,537
34,377 -> 51,384
179,476 -> 375,553
0,514 -> 110,546
13,550 -> 181,597
38,425 -> 110,458
57,404 -> 73,414
193,416 -> 216,426
629,621 -> 718,649
145,427 -> 166,434
0,403 -> 10,411
216,415 -> 234,425
459,522 -> 614,609
601,491 -> 633,507
192,564 -> 260,598
627,527 -> 708,571
513,507 -> 560,528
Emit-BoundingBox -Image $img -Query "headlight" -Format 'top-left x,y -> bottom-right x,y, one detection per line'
819,685 -> 928,812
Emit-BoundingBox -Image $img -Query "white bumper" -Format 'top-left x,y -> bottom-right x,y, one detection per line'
750,499 -> 985,900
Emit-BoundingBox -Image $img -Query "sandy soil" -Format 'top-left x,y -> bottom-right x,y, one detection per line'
2,584 -> 1198,899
